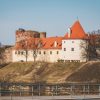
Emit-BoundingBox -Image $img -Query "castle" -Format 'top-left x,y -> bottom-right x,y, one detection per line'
12,20 -> 89,62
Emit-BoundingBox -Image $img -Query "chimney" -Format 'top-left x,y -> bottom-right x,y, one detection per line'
68,27 -> 71,38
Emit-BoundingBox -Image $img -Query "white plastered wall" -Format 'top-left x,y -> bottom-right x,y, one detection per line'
12,49 -> 61,62
61,39 -> 87,62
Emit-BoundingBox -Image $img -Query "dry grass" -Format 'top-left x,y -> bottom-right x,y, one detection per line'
66,61 -> 100,83
0,61 -> 85,83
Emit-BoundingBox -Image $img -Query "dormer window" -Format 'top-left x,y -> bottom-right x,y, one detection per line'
38,42 -> 42,48
54,41 -> 57,47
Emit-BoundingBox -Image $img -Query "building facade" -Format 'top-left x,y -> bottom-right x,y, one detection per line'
12,20 -> 89,62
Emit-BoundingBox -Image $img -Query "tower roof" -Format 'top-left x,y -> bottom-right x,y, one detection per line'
64,20 -> 88,39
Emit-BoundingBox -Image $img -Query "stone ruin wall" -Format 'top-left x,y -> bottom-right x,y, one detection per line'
0,47 -> 13,64
16,29 -> 46,43
0,29 -> 47,64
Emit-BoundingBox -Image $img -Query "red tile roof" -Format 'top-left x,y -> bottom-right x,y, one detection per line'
15,20 -> 88,50
64,20 -> 88,39
15,37 -> 63,50
41,37 -> 63,49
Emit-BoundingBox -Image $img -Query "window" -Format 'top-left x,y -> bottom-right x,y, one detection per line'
33,51 -> 36,54
39,51 -> 41,54
64,48 -> 66,51
50,51 -> 52,54
15,51 -> 17,54
57,51 -> 59,54
18,51 -> 20,54
21,51 -> 23,55
44,51 -> 46,54
64,41 -> 66,43
71,48 -> 74,51
26,51 -> 28,55
72,41 -> 74,43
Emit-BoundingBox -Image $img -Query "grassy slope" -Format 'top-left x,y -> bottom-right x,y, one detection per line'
0,62 -> 83,83
66,61 -> 100,83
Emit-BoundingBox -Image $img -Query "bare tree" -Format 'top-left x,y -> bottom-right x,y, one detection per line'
0,47 -> 4,59
0,47 -> 5,64
80,40 -> 90,61
19,38 -> 42,62
80,39 -> 97,61
19,39 -> 29,62
32,39 -> 42,62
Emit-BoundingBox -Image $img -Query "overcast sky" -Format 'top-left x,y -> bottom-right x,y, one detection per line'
0,0 -> 100,45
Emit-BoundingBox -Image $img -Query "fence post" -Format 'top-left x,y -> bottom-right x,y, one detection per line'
39,83 -> 40,96
20,85 -> 22,96
99,84 -> 100,96
83,85 -> 85,98
55,85 -> 58,96
70,85 -> 73,97
87,84 -> 89,95
32,85 -> 33,99
51,86 -> 53,96
0,83 -> 1,96
32,85 -> 33,97
10,85 -> 13,100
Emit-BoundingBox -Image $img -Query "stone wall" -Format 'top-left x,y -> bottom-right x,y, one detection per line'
16,29 -> 46,43
0,47 -> 13,64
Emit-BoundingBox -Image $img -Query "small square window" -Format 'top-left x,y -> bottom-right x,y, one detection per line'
64,41 -> 66,43
39,51 -> 41,54
26,51 -> 28,55
33,51 -> 36,54
21,51 -> 23,55
44,51 -> 46,54
71,48 -> 74,51
64,48 -> 66,51
72,41 -> 74,43
57,51 -> 59,54
18,51 -> 20,54
50,51 -> 52,54
15,51 -> 17,54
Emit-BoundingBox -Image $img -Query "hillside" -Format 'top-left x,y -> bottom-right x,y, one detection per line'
66,61 -> 100,83
0,61 -> 100,83
0,62 -> 83,83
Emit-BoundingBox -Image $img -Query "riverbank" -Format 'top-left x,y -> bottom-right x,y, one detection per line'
0,61 -> 100,83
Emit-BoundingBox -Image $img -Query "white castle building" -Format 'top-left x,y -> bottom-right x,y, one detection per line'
12,20 -> 89,62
